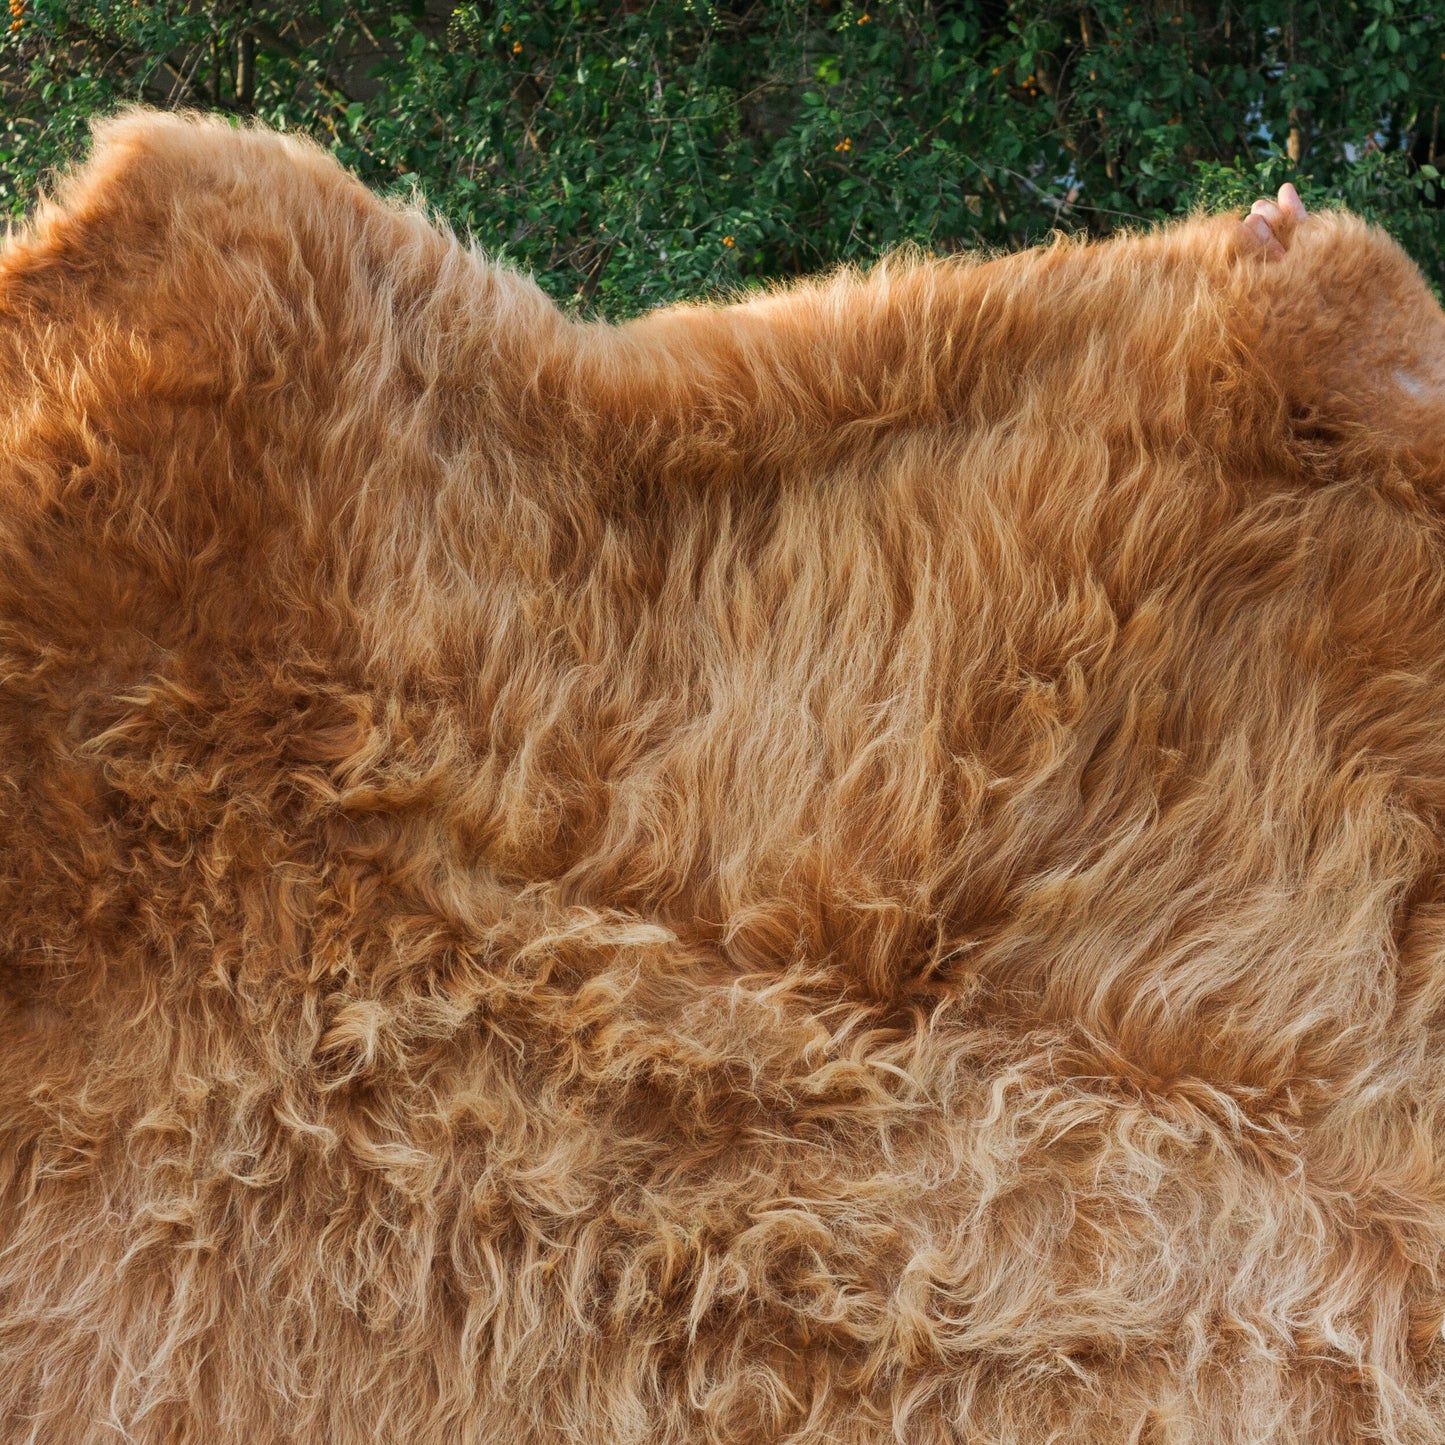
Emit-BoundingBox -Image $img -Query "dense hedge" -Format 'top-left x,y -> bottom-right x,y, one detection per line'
3,1 -> 1443,314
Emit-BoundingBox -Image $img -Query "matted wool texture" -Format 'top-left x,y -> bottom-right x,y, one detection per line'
2,113 -> 1445,1445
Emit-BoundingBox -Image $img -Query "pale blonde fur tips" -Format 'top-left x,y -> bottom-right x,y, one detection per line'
2,109 -> 1445,1444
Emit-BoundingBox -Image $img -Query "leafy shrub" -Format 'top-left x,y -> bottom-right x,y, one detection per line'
3,0 -> 1443,314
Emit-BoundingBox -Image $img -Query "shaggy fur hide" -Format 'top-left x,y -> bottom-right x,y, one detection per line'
2,113 -> 1445,1445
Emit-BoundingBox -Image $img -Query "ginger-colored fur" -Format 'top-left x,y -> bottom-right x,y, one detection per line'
2,111 -> 1445,1444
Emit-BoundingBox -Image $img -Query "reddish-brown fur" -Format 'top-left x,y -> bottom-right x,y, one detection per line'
3,111 -> 1445,1443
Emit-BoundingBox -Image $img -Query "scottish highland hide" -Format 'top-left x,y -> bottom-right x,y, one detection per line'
3,112 -> 1445,1444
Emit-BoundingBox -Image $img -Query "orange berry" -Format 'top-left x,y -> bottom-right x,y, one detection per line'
723,236 -> 735,248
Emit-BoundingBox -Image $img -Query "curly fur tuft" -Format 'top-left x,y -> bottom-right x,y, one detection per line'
3,111 -> 1445,1443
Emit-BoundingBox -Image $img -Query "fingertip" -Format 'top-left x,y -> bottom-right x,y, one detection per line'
1278,182 -> 1306,222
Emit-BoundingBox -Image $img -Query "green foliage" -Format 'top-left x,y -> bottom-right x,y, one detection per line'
3,0 -> 1444,314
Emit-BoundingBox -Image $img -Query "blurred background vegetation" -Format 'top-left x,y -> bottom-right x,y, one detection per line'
1,0 -> 1442,314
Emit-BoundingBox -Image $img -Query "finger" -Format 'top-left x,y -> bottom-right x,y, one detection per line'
1243,213 -> 1286,259
1250,197 -> 1285,231
1277,182 -> 1306,222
